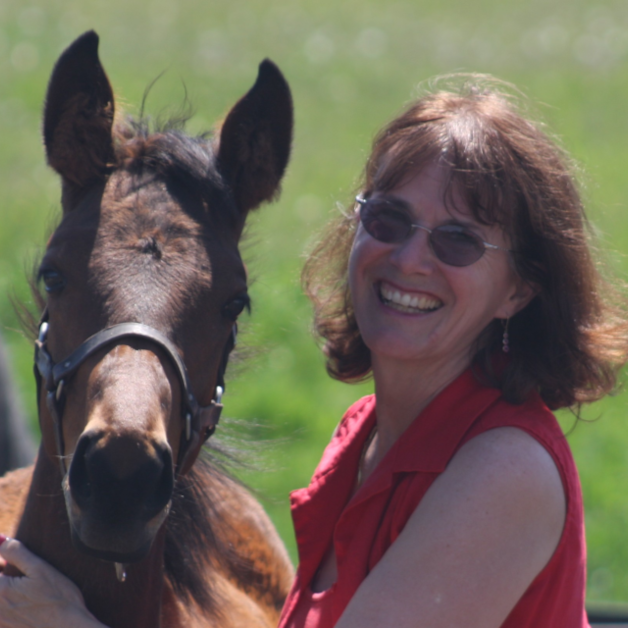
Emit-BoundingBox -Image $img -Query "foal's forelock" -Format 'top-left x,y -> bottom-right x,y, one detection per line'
112,123 -> 240,225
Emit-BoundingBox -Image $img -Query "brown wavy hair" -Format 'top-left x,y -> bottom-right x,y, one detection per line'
303,74 -> 628,410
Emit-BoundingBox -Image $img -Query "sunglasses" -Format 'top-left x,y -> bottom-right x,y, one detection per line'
355,196 -> 510,267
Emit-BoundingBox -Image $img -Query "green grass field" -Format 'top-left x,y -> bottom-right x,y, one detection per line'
2,0 -> 628,603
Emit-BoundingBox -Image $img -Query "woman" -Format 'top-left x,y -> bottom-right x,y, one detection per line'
1,75 -> 627,627
280,75 -> 628,627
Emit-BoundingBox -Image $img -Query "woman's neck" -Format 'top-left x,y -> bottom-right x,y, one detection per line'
370,352 -> 471,451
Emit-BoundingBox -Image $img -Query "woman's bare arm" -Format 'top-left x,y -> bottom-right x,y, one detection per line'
335,426 -> 566,628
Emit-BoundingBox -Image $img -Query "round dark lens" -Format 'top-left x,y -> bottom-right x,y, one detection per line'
361,202 -> 409,243
431,226 -> 485,266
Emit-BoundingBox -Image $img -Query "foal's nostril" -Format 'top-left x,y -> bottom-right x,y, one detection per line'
143,443 -> 174,519
69,432 -> 97,509
69,433 -> 174,522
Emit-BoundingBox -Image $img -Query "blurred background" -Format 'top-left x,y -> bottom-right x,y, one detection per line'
1,0 -> 628,604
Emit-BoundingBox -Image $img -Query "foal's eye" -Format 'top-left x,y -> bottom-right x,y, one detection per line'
223,294 -> 251,321
38,267 -> 66,293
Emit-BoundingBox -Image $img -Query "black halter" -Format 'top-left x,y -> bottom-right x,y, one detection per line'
34,312 -> 235,476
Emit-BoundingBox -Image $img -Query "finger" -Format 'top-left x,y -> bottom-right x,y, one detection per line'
0,538 -> 47,578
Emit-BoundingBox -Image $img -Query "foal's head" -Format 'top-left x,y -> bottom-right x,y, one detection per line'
35,31 -> 292,563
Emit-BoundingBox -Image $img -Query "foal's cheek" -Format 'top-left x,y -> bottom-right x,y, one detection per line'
62,363 -> 103,458
157,367 -> 182,466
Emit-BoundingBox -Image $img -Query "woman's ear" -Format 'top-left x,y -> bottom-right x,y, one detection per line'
497,278 -> 539,320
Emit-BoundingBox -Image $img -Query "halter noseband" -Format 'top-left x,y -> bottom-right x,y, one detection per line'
34,313 -> 235,476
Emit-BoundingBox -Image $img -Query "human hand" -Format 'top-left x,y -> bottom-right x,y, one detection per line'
0,536 -> 107,628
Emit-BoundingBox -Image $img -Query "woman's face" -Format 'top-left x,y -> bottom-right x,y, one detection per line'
349,162 -> 533,376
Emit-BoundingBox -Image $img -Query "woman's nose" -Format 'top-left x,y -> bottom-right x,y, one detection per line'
389,228 -> 435,274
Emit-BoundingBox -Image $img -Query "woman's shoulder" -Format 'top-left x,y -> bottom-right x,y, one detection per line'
437,426 -> 568,590
458,387 -> 583,531
443,426 -> 566,525
451,426 -> 566,502
467,389 -> 572,466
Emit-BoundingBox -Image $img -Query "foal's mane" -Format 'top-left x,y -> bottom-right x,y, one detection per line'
111,115 -> 241,228
166,452 -> 242,616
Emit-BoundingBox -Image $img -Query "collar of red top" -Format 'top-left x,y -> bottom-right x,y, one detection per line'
292,367 -> 505,515
332,367 -> 502,478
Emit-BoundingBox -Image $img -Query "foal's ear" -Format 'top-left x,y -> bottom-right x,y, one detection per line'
217,60 -> 293,216
44,31 -> 115,206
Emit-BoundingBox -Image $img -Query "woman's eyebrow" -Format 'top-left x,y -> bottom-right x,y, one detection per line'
372,192 -> 409,204
372,193 -> 419,214
440,216 -> 479,229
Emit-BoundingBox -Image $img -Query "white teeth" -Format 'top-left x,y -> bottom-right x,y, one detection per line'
379,283 -> 442,313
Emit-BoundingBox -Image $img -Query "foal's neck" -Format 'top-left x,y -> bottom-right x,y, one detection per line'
14,446 -> 167,628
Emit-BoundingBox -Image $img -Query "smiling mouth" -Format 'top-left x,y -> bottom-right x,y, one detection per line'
379,282 -> 443,314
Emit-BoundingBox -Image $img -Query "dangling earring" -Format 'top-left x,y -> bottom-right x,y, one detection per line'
502,318 -> 510,354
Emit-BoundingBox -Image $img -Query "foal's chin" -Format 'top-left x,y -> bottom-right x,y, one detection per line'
64,487 -> 171,563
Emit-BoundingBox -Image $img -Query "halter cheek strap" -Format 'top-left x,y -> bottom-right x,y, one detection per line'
34,314 -> 235,476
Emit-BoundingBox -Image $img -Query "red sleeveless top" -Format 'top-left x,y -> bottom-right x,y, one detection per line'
278,369 -> 589,628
